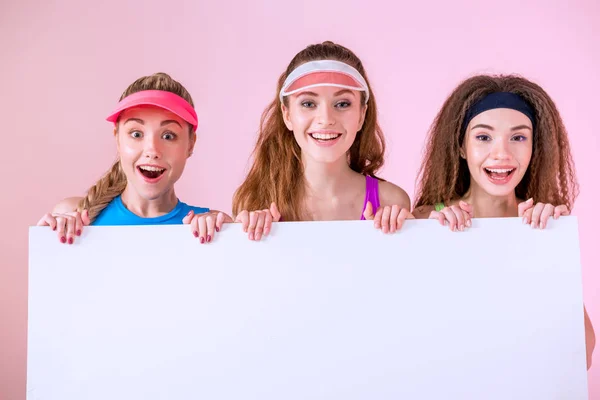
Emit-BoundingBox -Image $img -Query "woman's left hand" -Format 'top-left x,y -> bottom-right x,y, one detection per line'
518,198 -> 570,229
363,201 -> 414,233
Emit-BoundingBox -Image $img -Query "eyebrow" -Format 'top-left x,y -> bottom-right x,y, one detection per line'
295,89 -> 357,98
470,124 -> 532,131
123,118 -> 182,128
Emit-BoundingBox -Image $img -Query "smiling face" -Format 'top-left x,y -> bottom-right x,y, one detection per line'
116,105 -> 195,202
462,108 -> 533,198
281,86 -> 367,165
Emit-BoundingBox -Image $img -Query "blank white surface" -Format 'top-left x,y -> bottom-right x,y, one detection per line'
27,217 -> 589,400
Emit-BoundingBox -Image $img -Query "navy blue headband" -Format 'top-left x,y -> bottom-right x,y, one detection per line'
462,92 -> 536,134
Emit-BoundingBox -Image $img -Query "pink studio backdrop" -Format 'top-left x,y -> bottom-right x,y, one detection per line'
1,0 -> 598,398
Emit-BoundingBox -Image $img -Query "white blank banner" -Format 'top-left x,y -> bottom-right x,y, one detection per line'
27,218 -> 589,400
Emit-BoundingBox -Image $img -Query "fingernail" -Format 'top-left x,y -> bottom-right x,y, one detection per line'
532,222 -> 537,229
193,231 -> 199,237
249,232 -> 255,240
187,210 -> 193,216
522,217 -> 527,224
60,236 -> 66,243
216,226 -> 220,232
52,226 -> 57,231
200,237 -> 205,244
68,237 -> 73,245
460,225 -> 464,231
76,230 -> 81,236
207,235 -> 211,243
540,222 -> 545,229
466,220 -> 472,227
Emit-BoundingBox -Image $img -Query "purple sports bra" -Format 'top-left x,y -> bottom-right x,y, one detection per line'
360,175 -> 381,220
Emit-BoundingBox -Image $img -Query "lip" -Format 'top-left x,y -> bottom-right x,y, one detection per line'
483,165 -> 516,185
308,130 -> 343,147
136,164 -> 167,184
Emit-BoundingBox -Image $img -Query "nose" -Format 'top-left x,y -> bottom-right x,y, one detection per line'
316,104 -> 335,126
143,134 -> 162,159
490,138 -> 511,160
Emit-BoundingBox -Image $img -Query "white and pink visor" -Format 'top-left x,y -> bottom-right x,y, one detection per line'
279,60 -> 370,103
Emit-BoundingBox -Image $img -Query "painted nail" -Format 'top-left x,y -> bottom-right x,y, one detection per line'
76,230 -> 81,236
52,226 -> 57,231
207,235 -> 211,243
216,226 -> 220,232
60,236 -> 66,243
193,231 -> 199,237
68,237 -> 73,244
200,237 -> 205,244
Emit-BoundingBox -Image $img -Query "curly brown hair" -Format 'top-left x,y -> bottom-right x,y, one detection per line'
413,74 -> 578,211
232,41 -> 386,221
77,72 -> 195,222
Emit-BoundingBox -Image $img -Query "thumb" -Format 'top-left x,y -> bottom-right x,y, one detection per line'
182,210 -> 195,224
459,201 -> 474,217
518,198 -> 534,217
363,201 -> 374,220
270,202 -> 282,222
81,209 -> 92,226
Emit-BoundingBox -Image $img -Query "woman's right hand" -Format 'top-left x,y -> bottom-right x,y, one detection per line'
235,202 -> 281,241
36,210 -> 91,244
428,201 -> 473,232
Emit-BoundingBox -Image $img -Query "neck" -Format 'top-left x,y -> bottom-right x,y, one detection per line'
120,186 -> 179,217
462,184 -> 519,218
302,154 -> 356,197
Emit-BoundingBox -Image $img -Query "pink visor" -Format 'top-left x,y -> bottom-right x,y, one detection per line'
279,60 -> 369,103
106,90 -> 198,131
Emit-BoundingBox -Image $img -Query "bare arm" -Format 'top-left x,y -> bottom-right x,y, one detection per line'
378,181 -> 411,210
584,305 -> 596,370
51,197 -> 83,213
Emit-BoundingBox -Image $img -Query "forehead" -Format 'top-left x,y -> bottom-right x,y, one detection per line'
469,108 -> 533,130
119,105 -> 184,124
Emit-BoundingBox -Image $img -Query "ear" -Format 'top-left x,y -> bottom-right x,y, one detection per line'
459,142 -> 467,159
188,131 -> 197,158
281,103 -> 293,131
358,104 -> 368,131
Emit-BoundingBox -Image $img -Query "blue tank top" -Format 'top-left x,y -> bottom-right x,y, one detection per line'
92,195 -> 210,226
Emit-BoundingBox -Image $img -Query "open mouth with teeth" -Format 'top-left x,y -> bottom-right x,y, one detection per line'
137,165 -> 166,180
309,132 -> 342,142
484,167 -> 515,181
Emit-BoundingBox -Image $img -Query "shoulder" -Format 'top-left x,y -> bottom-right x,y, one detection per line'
377,180 -> 411,209
412,204 -> 435,219
52,197 -> 83,213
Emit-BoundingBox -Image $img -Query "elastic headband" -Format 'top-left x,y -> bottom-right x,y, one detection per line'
462,92 -> 536,134
106,90 -> 198,131
279,60 -> 370,103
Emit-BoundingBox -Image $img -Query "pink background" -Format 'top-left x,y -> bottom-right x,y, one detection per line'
1,0 -> 598,398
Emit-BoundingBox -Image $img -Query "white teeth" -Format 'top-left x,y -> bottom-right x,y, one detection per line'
310,133 -> 341,140
139,166 -> 165,172
485,168 -> 514,173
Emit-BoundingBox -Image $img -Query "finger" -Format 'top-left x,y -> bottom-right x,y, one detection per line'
397,208 -> 410,230
530,202 -> 546,229
248,211 -> 259,240
441,208 -> 458,231
373,207 -> 384,229
381,206 -> 392,233
539,204 -> 555,229
198,216 -> 208,244
188,212 -> 200,239
56,216 -> 67,244
263,209 -> 273,237
554,205 -> 569,219
522,207 -> 534,225
74,212 -> 83,237
461,210 -> 472,228
518,198 -> 534,217
65,215 -> 77,244
215,212 -> 225,233
363,201 -> 374,220
254,212 -> 266,241
182,209 -> 195,224
450,205 -> 465,231
205,214 -> 215,243
37,213 -> 57,230
389,205 -> 401,233
270,202 -> 282,222
235,210 -> 250,233
81,209 -> 91,226
428,211 -> 445,227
